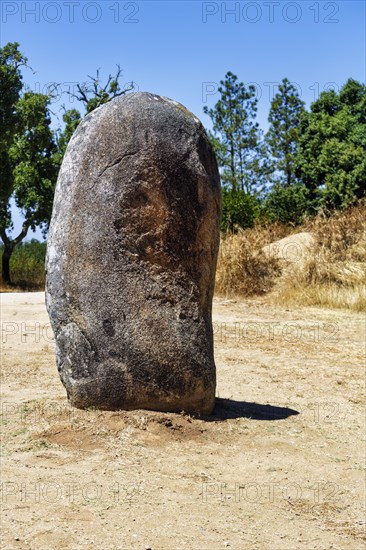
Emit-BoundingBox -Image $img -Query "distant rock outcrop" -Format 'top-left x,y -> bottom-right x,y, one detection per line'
263,232 -> 315,266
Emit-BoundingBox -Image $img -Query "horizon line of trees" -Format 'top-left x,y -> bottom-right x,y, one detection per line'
1,42 -> 365,284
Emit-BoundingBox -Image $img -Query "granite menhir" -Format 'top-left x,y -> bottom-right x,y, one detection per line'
46,92 -> 221,414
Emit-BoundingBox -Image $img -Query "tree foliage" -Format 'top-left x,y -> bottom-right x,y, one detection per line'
203,72 -> 271,231
56,108 -> 82,159
296,79 -> 366,211
0,43 -> 58,284
263,182 -> 309,225
203,72 -> 266,195
221,188 -> 261,232
2,45 -> 365,282
0,42 -> 27,233
266,78 -> 305,186
205,73 -> 366,229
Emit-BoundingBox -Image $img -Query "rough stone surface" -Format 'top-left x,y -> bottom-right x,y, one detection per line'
46,92 -> 221,414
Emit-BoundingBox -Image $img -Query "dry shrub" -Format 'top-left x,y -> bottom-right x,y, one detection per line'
277,201 -> 366,311
215,223 -> 289,296
215,201 -> 366,311
307,200 -> 366,261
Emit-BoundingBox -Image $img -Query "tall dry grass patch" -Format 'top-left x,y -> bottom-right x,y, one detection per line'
279,201 -> 366,311
215,201 -> 366,311
215,223 -> 289,296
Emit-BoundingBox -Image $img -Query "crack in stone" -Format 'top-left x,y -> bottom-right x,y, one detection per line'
98,151 -> 138,177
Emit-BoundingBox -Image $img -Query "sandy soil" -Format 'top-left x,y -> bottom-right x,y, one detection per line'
1,292 -> 365,549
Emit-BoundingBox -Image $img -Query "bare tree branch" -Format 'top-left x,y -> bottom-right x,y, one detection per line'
66,66 -> 134,111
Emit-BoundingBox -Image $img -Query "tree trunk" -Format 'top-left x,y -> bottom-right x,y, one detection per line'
2,244 -> 13,285
1,222 -> 30,286
287,167 -> 292,187
230,142 -> 235,191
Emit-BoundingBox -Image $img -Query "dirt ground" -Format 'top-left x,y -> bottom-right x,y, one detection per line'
1,292 -> 365,549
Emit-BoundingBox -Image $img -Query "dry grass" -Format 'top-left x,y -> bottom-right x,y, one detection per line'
277,282 -> 366,312
215,201 -> 366,311
280,203 -> 366,311
0,284 -> 28,292
215,223 -> 289,296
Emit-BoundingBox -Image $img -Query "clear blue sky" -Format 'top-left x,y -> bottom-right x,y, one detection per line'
1,0 -> 365,239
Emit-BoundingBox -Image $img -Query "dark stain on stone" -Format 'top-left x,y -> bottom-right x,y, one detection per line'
103,319 -> 115,337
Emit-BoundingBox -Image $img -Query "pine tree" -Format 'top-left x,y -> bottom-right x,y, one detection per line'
203,71 -> 264,195
204,72 -> 270,231
266,78 -> 305,187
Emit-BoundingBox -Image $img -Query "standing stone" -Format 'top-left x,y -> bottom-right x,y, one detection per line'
46,92 -> 221,415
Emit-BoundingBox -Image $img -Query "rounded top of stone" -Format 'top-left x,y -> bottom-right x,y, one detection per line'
83,91 -> 203,127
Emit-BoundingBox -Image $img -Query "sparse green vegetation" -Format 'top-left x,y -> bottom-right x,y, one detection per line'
0,239 -> 46,290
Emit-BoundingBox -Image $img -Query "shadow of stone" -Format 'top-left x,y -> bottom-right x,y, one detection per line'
202,398 -> 300,422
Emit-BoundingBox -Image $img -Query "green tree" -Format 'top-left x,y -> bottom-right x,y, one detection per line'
0,43 -> 58,285
56,108 -> 81,158
204,72 -> 270,231
296,79 -> 366,212
263,182 -> 309,225
0,42 -> 26,241
203,71 -> 265,194
221,188 -> 261,232
266,78 -> 305,186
